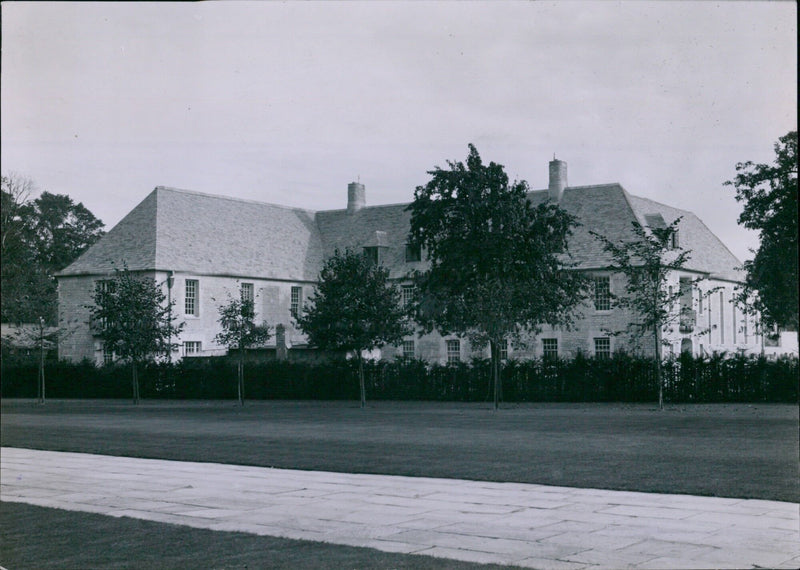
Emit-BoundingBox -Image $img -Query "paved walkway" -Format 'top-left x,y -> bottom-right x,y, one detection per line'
2,448 -> 798,569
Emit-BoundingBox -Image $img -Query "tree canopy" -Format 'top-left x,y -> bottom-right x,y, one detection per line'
1,174 -> 105,324
407,145 -> 588,408
725,130 -> 798,333
89,267 -> 183,404
297,249 -> 412,407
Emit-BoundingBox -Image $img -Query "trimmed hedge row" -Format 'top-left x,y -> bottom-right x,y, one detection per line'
1,352 -> 796,403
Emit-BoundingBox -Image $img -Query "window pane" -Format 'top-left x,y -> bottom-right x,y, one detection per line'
401,285 -> 415,308
241,283 -> 254,303
185,280 -> 198,316
290,286 -> 302,318
594,337 -> 610,359
542,338 -> 558,358
446,339 -> 460,364
593,276 -> 610,311
402,340 -> 415,360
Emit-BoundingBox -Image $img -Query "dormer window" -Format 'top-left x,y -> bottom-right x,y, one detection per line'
670,230 -> 680,249
405,243 -> 422,263
363,246 -> 381,265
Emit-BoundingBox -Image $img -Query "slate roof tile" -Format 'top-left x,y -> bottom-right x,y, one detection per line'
58,183 -> 742,284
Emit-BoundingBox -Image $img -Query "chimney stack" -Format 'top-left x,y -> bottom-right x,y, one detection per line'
347,182 -> 365,213
548,158 -> 567,203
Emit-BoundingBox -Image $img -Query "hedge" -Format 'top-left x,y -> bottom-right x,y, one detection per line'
1,352 -> 796,403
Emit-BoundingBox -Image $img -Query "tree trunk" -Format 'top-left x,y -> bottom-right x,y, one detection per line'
132,360 -> 140,405
237,350 -> 245,407
357,352 -> 366,409
654,326 -> 663,410
38,324 -> 45,405
490,339 -> 501,410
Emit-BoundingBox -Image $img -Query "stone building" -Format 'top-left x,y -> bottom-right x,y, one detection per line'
56,160 -> 761,364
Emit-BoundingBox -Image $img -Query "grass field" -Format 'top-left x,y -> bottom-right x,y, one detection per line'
1,399 -> 797,568
2,399 -> 797,501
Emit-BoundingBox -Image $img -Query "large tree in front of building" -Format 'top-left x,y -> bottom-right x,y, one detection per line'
592,219 -> 693,409
407,145 -> 588,410
89,267 -> 183,404
215,295 -> 272,406
297,249 -> 412,408
1,174 -> 105,324
725,131 -> 798,340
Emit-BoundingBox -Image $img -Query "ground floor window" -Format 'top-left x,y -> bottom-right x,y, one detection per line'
499,338 -> 509,360
183,341 -> 202,357
402,340 -> 415,361
446,339 -> 461,364
542,338 -> 558,359
594,337 -> 611,359
102,347 -> 114,365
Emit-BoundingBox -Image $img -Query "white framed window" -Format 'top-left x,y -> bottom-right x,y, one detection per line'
719,291 -> 725,344
446,339 -> 461,365
185,279 -> 199,316
500,338 -> 509,360
594,337 -> 611,359
241,282 -> 254,304
103,347 -> 114,365
402,340 -> 415,361
593,276 -> 611,311
290,286 -> 303,318
183,341 -> 202,357
542,338 -> 558,359
670,230 -> 680,249
732,303 -> 737,344
401,285 -> 415,308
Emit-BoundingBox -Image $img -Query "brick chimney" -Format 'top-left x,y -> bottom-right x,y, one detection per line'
548,158 -> 567,203
347,182 -> 365,213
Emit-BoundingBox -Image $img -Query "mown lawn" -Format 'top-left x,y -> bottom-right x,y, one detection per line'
2,399 -> 797,501
1,399 -> 797,569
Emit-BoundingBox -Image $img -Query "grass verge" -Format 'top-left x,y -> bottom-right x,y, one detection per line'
0,502 -> 513,569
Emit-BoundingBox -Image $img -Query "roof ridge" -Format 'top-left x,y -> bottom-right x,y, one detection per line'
153,185 -> 319,216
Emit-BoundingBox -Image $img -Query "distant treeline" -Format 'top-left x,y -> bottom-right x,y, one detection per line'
1,352 -> 796,404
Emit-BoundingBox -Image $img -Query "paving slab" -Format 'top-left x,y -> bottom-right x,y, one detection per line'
2,447 -> 798,569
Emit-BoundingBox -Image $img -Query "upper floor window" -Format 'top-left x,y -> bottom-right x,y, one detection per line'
405,244 -> 422,263
542,338 -> 558,359
593,276 -> 611,311
241,282 -> 254,304
290,286 -> 303,319
185,279 -> 199,316
594,337 -> 611,359
401,285 -> 415,308
446,339 -> 461,365
363,246 -> 380,265
670,230 -> 680,249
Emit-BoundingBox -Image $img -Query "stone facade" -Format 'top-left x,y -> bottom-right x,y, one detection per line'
57,160 -> 763,365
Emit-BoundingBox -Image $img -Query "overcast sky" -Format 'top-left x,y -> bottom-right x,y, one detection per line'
2,1 -> 796,263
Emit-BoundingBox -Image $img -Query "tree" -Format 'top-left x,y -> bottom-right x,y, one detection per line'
89,267 -> 183,404
592,218 -> 696,409
724,131 -> 798,341
407,145 -> 588,409
297,249 -> 412,408
1,175 -> 105,324
214,293 -> 272,406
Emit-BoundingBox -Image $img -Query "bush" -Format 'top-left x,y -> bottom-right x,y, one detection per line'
1,353 -> 796,403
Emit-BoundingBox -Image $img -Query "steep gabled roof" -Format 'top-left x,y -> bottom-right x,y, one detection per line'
58,181 -> 743,284
57,188 -> 158,276
58,187 -> 325,281
627,195 -> 743,281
